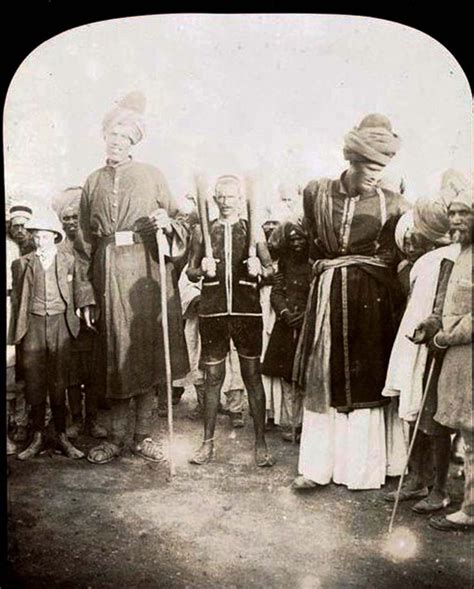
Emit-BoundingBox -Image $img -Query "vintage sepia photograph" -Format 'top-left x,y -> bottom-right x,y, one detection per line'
3,12 -> 472,588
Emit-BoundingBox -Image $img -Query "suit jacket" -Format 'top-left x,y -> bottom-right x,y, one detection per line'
9,249 -> 95,344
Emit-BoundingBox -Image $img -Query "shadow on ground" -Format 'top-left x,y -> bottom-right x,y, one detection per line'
7,390 -> 473,588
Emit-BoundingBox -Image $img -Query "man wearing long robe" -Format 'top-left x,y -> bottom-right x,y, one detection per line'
293,114 -> 409,490
75,92 -> 189,464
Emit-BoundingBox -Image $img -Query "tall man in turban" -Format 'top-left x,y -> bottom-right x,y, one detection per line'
75,92 -> 189,464
292,114 -> 409,490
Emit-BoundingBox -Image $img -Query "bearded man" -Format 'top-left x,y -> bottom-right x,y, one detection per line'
423,185 -> 473,532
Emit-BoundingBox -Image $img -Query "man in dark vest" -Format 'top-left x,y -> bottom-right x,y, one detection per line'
187,174 -> 275,467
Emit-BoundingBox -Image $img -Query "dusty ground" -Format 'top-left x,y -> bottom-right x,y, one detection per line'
6,391 -> 473,588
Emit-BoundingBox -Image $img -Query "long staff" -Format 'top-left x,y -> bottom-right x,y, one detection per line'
195,175 -> 215,278
157,228 -> 176,477
245,176 -> 258,267
291,307 -> 300,444
388,359 -> 437,533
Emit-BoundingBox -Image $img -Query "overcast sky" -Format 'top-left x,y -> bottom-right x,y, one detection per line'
3,13 -> 472,217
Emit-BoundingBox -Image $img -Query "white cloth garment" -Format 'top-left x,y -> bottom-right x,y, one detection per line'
279,378 -> 303,428
263,374 -> 283,423
222,344 -> 245,396
382,244 -> 460,421
174,265 -> 203,389
260,280 -> 281,420
384,398 -> 409,477
298,407 -> 387,490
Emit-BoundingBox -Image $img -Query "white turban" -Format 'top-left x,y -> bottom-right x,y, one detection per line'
102,91 -> 146,145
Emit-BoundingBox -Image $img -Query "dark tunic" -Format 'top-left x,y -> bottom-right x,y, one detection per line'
298,174 -> 409,411
74,158 -> 190,400
262,253 -> 312,381
189,219 -> 273,317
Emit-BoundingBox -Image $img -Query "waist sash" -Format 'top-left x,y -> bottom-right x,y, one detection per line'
293,254 -> 389,413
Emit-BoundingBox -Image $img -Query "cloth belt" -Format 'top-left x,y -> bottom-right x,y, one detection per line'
312,254 -> 389,277
98,230 -> 171,258
100,231 -> 155,247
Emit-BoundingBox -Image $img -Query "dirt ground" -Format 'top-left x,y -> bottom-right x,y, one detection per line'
6,390 -> 473,588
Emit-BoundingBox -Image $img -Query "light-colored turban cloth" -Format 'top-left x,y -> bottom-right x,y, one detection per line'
395,210 -> 414,252
412,198 -> 451,245
51,186 -> 82,219
343,113 -> 401,166
9,200 -> 33,221
61,202 -> 79,221
102,91 -> 146,145
439,169 -> 472,210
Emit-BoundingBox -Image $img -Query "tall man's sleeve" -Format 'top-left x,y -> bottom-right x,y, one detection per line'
73,256 -> 95,310
377,192 -> 411,267
73,181 -> 96,308
303,182 -> 319,262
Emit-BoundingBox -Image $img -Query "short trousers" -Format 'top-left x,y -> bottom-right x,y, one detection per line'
199,315 -> 263,364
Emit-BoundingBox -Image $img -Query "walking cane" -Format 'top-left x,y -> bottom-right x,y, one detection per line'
157,227 -> 176,478
388,358 -> 437,533
291,379 -> 298,445
291,307 -> 300,445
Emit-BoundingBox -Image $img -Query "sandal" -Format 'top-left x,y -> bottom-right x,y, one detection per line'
292,475 -> 318,490
411,495 -> 451,514
87,441 -> 121,465
429,514 -> 474,532
255,446 -> 275,468
384,486 -> 429,503
132,438 -> 164,463
189,440 -> 214,465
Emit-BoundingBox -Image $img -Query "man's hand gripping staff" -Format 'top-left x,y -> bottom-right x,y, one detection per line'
245,175 -> 263,278
195,174 -> 219,278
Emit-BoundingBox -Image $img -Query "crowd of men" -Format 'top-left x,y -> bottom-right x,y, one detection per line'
5,92 -> 473,534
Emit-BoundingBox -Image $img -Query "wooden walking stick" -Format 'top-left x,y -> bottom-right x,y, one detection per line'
245,175 -> 259,274
291,379 -> 298,445
157,227 -> 176,478
195,174 -> 215,278
388,358 -> 437,533
291,307 -> 300,445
